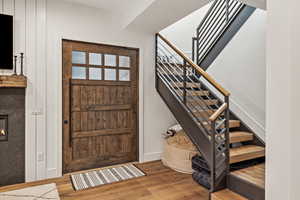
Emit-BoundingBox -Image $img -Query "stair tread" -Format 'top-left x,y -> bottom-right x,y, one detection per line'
212,189 -> 248,200
231,163 -> 265,188
202,120 -> 241,128
230,145 -> 265,164
230,131 -> 253,143
190,109 -> 217,118
206,131 -> 253,144
178,90 -> 210,96
171,82 -> 200,88
187,99 -> 218,107
227,120 -> 241,128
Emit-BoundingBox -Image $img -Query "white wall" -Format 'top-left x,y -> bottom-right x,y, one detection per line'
161,7 -> 266,140
46,0 -> 177,179
0,0 -> 176,181
127,0 -> 211,33
266,0 -> 300,199
161,3 -> 211,56
0,0 -> 47,182
207,9 -> 266,140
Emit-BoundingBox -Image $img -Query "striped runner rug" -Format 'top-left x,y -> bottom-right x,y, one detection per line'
71,164 -> 146,191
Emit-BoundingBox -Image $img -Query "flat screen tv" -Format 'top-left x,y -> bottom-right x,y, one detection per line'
0,14 -> 13,69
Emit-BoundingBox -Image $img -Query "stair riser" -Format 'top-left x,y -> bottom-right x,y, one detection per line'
228,174 -> 265,200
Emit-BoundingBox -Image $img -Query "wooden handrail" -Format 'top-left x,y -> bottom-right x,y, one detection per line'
209,103 -> 228,122
157,33 -> 230,97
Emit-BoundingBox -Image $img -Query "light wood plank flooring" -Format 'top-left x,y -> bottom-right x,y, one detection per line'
0,161 -> 209,200
231,163 -> 265,188
212,189 -> 248,200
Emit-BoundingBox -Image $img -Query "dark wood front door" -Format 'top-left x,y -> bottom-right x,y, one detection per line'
62,40 -> 139,173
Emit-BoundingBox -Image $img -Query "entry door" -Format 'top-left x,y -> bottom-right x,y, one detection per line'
62,40 -> 139,173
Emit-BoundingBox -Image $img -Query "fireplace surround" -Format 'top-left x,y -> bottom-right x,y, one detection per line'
0,76 -> 26,186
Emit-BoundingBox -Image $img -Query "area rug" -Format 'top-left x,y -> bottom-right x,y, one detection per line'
71,164 -> 146,191
0,183 -> 60,200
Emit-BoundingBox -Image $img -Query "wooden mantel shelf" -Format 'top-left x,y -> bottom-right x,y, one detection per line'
0,75 -> 27,88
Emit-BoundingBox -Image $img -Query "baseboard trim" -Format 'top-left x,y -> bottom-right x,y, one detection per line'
47,168 -> 59,179
143,152 -> 162,162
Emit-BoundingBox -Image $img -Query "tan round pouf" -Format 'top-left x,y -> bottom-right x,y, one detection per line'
162,131 -> 199,174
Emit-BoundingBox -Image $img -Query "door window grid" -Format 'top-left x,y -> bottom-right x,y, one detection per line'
119,69 -> 130,81
89,68 -> 102,80
104,68 -> 117,81
72,51 -> 86,64
104,54 -> 117,67
72,66 -> 86,79
71,51 -> 131,81
89,53 -> 102,65
119,56 -> 130,68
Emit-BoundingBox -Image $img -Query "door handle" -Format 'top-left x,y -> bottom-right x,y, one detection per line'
133,105 -> 137,114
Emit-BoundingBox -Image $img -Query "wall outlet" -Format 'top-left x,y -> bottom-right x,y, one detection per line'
37,152 -> 44,162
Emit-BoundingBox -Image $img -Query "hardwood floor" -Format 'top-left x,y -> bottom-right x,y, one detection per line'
212,189 -> 247,200
231,163 -> 265,188
0,161 -> 209,200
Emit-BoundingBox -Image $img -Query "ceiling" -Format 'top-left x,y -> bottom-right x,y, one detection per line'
127,0 -> 211,33
63,0 -> 156,28
63,0 -> 266,33
240,0 -> 266,10
64,0 -> 152,12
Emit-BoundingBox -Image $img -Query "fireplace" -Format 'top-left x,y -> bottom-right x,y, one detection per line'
0,115 -> 8,141
0,79 -> 26,186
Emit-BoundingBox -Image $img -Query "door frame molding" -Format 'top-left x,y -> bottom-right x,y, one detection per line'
59,38 -> 143,176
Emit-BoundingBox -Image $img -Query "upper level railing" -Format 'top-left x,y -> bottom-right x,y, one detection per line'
196,0 -> 245,65
155,33 -> 230,192
158,34 -> 230,97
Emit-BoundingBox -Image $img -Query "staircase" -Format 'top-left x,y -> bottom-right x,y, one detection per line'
155,3 -> 265,196
193,0 -> 255,69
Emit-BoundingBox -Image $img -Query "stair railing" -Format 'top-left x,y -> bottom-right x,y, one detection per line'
156,33 -> 230,192
195,0 -> 245,66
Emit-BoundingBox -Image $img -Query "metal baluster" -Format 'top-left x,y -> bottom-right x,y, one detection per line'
196,0 -> 245,65
226,0 -> 229,23
192,37 -> 196,62
196,29 -> 200,65
196,0 -> 220,33
159,43 -> 219,111
211,121 -> 216,192
183,60 -> 187,105
224,96 -> 230,175
155,34 -> 158,89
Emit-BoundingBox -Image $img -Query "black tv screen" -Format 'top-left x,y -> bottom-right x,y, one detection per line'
0,14 -> 13,69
